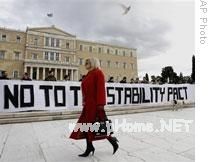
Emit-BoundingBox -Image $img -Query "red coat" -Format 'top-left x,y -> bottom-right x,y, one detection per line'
69,68 -> 108,141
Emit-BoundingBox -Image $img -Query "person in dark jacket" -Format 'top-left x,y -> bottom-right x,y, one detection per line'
120,76 -> 127,83
107,76 -> 114,83
21,73 -> 32,81
0,71 -> 9,80
45,70 -> 56,81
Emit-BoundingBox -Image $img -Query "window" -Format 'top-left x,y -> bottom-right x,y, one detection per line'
131,63 -> 134,69
16,36 -> 21,43
107,48 -> 110,54
130,51 -> 133,57
0,51 -> 5,59
13,71 -> 19,79
55,53 -> 59,61
65,56 -> 70,62
56,39 -> 60,47
14,52 -> 20,60
123,51 -> 126,56
107,60 -> 111,68
44,52 -> 48,60
50,52 -> 54,61
45,37 -> 49,46
32,53 -> 38,60
89,46 -> 92,53
66,42 -> 70,49
123,62 -> 126,69
34,38 -> 38,46
115,61 -> 119,68
2,34 -> 6,41
79,58 -> 83,65
115,49 -> 118,55
98,47 -> 102,53
99,60 -> 102,66
51,38 -> 55,47
79,44 -> 83,51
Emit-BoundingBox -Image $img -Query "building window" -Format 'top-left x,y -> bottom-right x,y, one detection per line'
56,39 -> 60,47
123,51 -> 126,56
80,44 -> 83,51
99,60 -> 102,66
34,38 -> 38,46
131,63 -> 134,69
44,52 -> 48,60
98,47 -> 102,53
0,51 -> 5,59
89,46 -> 92,53
115,49 -> 118,55
51,38 -> 55,47
66,42 -> 70,49
32,53 -> 38,60
123,62 -> 126,69
107,48 -> 110,54
107,60 -> 111,68
16,36 -> 21,43
14,52 -> 20,60
1,34 -> 6,41
65,56 -> 70,62
13,71 -> 19,79
55,53 -> 59,61
79,58 -> 83,65
45,37 -> 49,46
130,51 -> 133,57
50,52 -> 54,61
115,61 -> 119,68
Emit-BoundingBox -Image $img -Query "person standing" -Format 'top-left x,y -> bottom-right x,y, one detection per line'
0,71 -> 9,80
44,70 -> 56,81
69,57 -> 119,157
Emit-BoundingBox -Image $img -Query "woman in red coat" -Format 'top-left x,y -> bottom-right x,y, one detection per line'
69,57 -> 119,157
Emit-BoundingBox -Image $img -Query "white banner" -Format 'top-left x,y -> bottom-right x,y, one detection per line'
0,80 -> 195,112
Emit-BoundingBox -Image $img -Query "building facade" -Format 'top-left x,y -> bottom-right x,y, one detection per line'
0,26 -> 138,81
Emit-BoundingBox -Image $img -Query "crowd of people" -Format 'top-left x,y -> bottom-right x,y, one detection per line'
0,70 -> 150,84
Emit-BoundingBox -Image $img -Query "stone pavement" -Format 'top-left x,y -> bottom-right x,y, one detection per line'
0,108 -> 194,162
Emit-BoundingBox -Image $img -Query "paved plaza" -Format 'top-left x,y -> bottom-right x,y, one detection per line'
0,108 -> 194,162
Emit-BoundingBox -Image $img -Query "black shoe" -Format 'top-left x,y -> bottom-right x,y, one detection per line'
108,137 -> 119,154
78,146 -> 95,157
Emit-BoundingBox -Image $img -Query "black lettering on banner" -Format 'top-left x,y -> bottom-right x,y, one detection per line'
142,88 -> 150,103
150,88 -> 153,103
152,87 -> 159,103
173,88 -> 179,100
106,87 -> 115,105
160,88 -> 165,102
167,87 -> 173,101
178,87 -> 184,100
4,85 -> 18,109
70,86 -> 80,106
183,87 -> 188,100
40,85 -> 53,107
115,87 -> 123,104
124,87 -> 132,104
54,86 -> 66,107
132,87 -> 140,104
20,85 -> 34,107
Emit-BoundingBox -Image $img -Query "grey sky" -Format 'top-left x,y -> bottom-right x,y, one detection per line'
0,0 -> 194,78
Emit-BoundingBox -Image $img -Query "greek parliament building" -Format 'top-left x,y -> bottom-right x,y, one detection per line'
0,25 -> 138,81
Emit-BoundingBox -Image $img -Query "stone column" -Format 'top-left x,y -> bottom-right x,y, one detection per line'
30,67 -> 33,79
71,69 -> 74,81
60,69 -> 63,80
36,67 -> 39,80
54,68 -> 57,80
43,67 -> 46,80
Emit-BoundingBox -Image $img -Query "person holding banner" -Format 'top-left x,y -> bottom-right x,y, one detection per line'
70,57 -> 119,157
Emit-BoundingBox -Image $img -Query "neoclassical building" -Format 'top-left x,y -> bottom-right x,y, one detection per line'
0,25 -> 138,81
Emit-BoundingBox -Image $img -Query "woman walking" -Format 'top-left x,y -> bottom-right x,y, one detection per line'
69,57 -> 119,157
